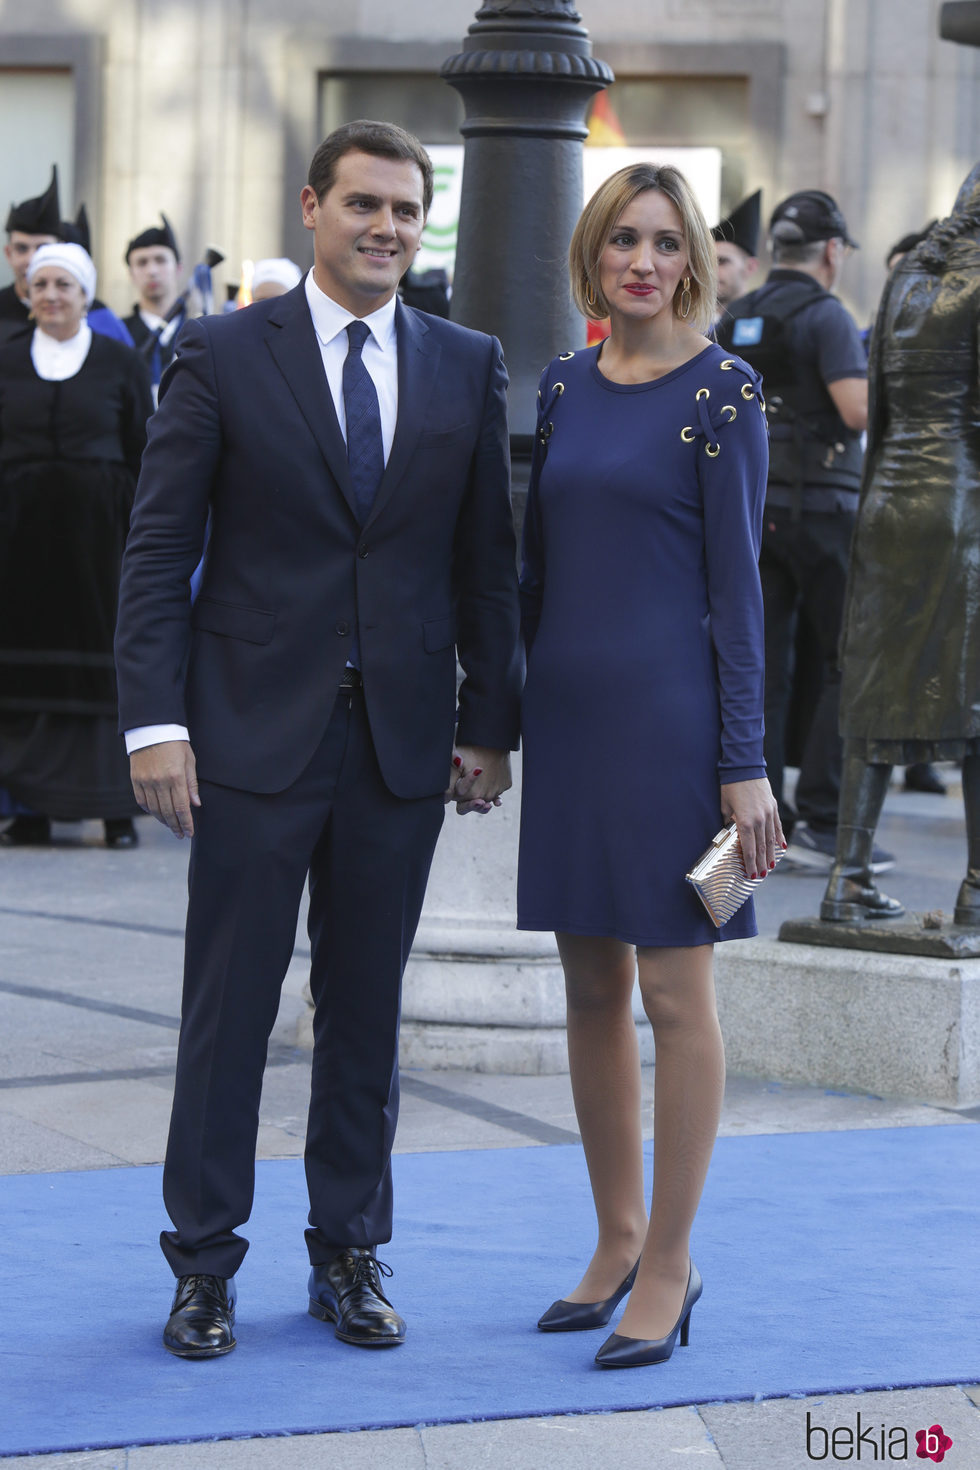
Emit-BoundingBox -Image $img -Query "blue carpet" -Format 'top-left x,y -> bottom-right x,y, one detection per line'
1,1126 -> 977,1456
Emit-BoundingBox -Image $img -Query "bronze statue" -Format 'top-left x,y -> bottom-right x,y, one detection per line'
821,162 -> 980,926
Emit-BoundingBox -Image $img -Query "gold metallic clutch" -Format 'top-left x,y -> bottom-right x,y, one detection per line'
685,821 -> 782,928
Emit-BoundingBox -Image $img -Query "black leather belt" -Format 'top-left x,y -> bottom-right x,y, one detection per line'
339,667 -> 362,689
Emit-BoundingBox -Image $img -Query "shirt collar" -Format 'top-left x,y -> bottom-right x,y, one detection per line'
304,269 -> 398,353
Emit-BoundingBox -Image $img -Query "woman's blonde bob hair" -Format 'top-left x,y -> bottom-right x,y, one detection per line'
569,163 -> 717,335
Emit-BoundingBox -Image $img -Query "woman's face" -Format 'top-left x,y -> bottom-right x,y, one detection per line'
29,267 -> 87,339
597,189 -> 690,324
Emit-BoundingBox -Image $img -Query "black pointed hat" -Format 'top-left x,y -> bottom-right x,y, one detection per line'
125,212 -> 180,263
712,190 -> 762,258
5,165 -> 61,237
59,204 -> 91,253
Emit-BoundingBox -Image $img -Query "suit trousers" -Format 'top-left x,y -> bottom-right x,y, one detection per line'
160,686 -> 445,1278
760,503 -> 856,835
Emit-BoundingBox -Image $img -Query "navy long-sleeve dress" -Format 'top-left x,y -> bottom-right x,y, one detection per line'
517,341 -> 769,947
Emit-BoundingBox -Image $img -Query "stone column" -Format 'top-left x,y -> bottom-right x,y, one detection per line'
441,0 -> 613,527
398,5 -> 651,1073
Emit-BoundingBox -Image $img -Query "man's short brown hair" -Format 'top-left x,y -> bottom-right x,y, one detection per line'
308,120 -> 434,216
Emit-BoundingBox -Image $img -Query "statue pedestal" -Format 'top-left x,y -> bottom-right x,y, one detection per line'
398,753 -> 652,1073
714,934 -> 980,1106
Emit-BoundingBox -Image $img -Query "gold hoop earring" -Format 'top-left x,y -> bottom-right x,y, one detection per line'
585,280 -> 597,309
679,276 -> 692,319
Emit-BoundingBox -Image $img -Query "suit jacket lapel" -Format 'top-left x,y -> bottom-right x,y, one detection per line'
364,300 -> 441,530
264,285 -> 359,522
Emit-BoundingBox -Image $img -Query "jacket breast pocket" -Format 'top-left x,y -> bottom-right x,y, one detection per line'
417,424 -> 473,447
423,616 -> 456,653
191,597 -> 275,645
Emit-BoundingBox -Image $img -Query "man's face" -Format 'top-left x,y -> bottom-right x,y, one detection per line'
301,150 -> 425,315
714,241 -> 757,309
4,231 -> 59,296
128,246 -> 180,308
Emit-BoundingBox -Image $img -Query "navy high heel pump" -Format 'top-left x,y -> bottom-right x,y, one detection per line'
537,1260 -> 639,1332
594,1260 -> 702,1367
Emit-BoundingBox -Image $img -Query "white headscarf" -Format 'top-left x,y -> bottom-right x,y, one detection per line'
252,257 -> 303,293
27,242 -> 97,306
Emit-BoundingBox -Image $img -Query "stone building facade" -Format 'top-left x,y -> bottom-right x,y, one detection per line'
1,0 -> 978,325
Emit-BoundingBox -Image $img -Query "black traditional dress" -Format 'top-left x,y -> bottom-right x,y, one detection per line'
0,327 -> 153,818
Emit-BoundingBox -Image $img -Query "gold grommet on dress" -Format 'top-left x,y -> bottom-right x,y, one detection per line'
741,383 -> 755,400
760,398 -> 767,412
553,382 -> 565,395
695,387 -> 710,401
705,442 -> 721,458
680,426 -> 695,442
721,404 -> 737,422
720,359 -> 735,370
558,350 -> 575,361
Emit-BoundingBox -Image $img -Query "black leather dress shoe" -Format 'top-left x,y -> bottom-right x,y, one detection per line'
104,818 -> 138,848
308,1248 -> 406,1346
904,762 -> 946,795
0,815 -> 51,846
163,1274 -> 236,1358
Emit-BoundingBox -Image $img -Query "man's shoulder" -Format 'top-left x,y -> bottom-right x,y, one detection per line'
401,302 -> 495,357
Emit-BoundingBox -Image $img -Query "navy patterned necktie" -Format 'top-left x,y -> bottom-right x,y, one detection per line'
342,319 -> 385,526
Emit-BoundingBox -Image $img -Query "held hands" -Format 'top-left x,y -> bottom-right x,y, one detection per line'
130,740 -> 201,839
720,777 -> 785,881
445,747 -> 512,816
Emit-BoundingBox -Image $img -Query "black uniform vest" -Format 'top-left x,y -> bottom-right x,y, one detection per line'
717,278 -> 863,503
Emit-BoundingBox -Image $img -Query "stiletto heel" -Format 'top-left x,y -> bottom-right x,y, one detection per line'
594,1260 -> 702,1368
537,1260 -> 639,1332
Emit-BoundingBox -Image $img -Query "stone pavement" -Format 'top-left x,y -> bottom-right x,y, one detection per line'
1,771 -> 977,1467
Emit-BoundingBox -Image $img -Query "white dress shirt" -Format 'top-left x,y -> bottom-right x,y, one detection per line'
125,272 -> 400,755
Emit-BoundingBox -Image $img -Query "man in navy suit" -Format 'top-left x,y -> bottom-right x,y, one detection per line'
115,121 -> 522,1359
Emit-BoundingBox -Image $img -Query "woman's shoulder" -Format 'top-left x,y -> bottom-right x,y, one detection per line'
696,341 -> 763,394
537,345 -> 596,386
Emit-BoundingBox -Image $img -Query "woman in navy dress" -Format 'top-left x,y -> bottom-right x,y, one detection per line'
518,164 -> 783,1368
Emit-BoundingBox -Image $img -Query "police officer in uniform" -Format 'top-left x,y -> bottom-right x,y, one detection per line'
717,190 -> 890,872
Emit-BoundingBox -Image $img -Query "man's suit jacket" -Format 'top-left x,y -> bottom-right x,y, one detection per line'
115,283 -> 523,799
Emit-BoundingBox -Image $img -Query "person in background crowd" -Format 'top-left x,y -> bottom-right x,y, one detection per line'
399,264 -> 451,318
123,215 -> 184,391
711,190 -> 761,327
251,257 -> 303,301
717,190 -> 892,876
59,205 -> 135,347
0,167 -> 61,345
519,162 -> 780,1370
0,244 -> 153,848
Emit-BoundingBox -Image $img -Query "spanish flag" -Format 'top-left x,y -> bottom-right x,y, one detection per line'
584,91 -> 625,343
587,90 -> 626,149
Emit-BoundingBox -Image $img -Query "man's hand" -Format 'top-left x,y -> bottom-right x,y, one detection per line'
130,740 -> 201,839
446,746 -> 512,816
720,777 -> 785,880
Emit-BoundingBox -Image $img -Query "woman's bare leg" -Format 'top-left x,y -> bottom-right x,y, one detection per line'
556,932 -> 649,1301
615,943 -> 724,1340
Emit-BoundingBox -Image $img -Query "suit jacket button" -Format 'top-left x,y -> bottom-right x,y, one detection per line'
335,621 -> 350,636
357,545 -> 369,558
